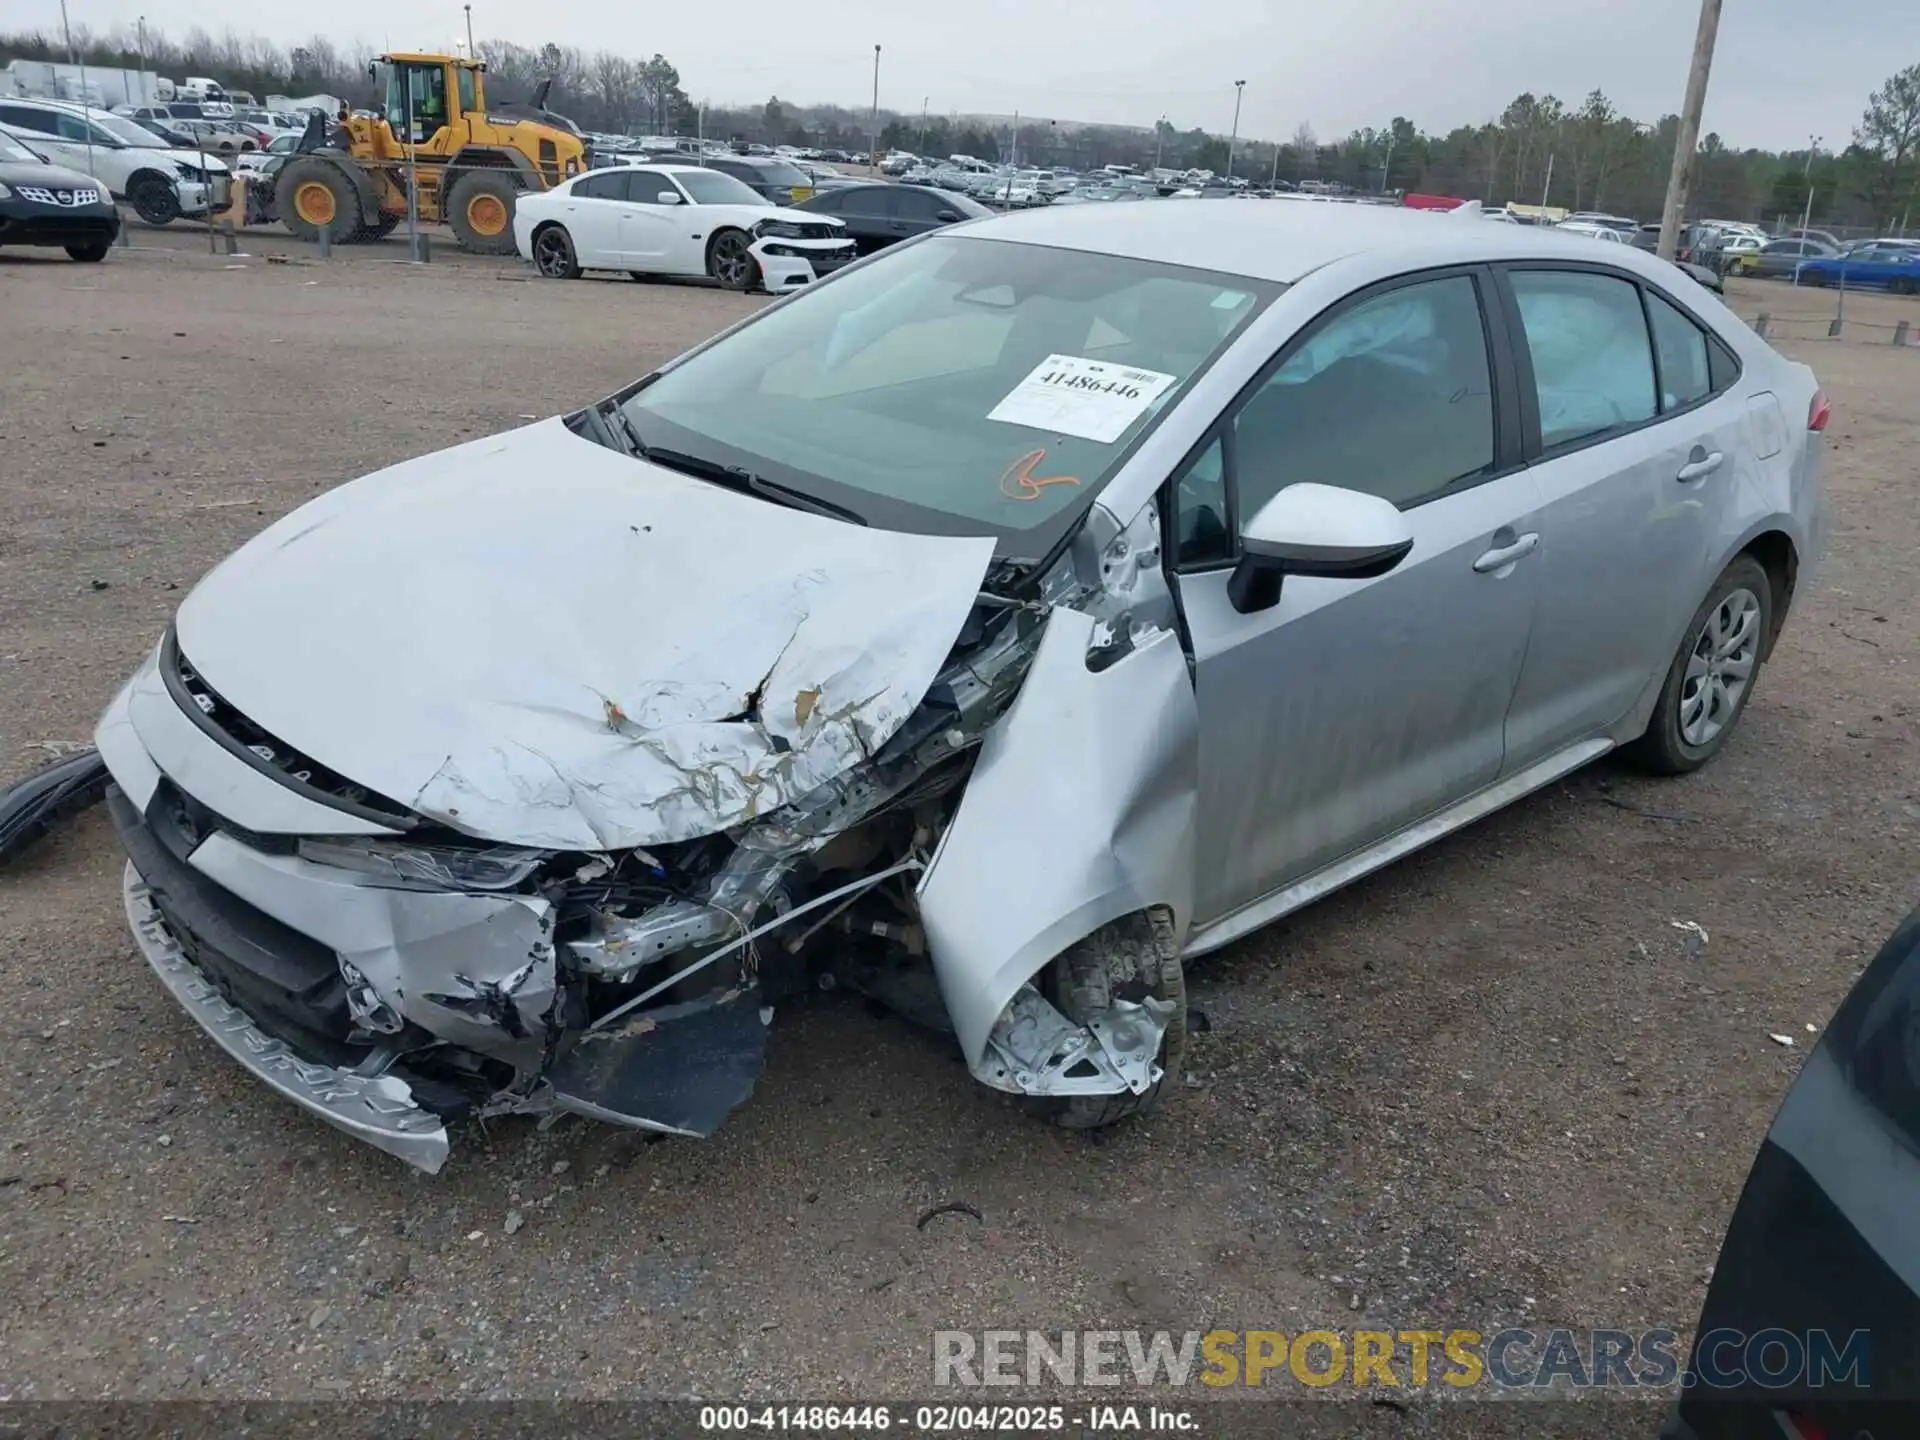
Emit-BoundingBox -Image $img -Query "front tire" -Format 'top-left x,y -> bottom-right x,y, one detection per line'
129,173 -> 180,226
1627,555 -> 1772,775
706,228 -> 759,291
531,223 -> 580,279
446,170 -> 520,256
66,241 -> 110,263
275,158 -> 363,245
1041,910 -> 1186,1130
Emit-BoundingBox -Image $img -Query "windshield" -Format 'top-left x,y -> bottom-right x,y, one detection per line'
0,129 -> 45,164
680,169 -> 769,206
92,113 -> 168,147
619,235 -> 1277,552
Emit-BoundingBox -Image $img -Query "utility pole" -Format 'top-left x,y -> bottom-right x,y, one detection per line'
1540,152 -> 1554,208
1225,79 -> 1245,180
1795,136 -> 1821,285
464,6 -> 474,60
1656,0 -> 1724,260
1270,142 -> 1280,188
869,44 -> 881,167
918,96 -> 927,154
136,15 -> 149,99
1154,113 -> 1166,171
58,0 -> 76,64
1382,134 -> 1396,193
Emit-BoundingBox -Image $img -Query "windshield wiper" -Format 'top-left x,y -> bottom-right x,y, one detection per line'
594,399 -> 865,525
641,444 -> 867,526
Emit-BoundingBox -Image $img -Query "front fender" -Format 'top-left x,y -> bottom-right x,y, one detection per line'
917,609 -> 1198,1067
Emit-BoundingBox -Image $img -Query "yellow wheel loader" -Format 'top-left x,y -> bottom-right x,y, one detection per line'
275,54 -> 590,254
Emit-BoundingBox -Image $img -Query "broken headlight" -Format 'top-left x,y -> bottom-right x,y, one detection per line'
296,837 -> 547,891
753,219 -> 807,239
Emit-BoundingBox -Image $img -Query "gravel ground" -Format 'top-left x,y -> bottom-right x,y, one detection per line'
1,234 -> 1916,1432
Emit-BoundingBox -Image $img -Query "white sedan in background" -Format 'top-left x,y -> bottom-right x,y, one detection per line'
513,163 -> 857,293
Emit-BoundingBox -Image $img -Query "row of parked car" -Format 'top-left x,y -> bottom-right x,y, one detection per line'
1553,211 -> 1920,292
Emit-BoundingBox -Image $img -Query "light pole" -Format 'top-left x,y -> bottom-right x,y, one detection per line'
1381,134 -> 1395,193
869,45 -> 881,166
136,15 -> 148,98
1225,79 -> 1245,180
1154,113 -> 1166,171
464,6 -> 474,60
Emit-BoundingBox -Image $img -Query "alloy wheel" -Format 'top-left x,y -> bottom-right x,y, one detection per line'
534,228 -> 574,278
711,233 -> 750,286
1679,587 -> 1761,748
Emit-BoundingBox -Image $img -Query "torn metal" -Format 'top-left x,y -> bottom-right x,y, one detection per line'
95,437 -> 1202,1170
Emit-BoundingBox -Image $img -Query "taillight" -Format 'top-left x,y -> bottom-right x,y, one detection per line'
1808,390 -> 1832,432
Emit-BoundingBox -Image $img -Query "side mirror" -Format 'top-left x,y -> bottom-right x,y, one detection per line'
656,190 -> 681,205
1227,482 -> 1414,615
935,209 -> 961,222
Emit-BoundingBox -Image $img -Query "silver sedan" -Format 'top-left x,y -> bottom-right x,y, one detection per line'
96,201 -> 1827,1169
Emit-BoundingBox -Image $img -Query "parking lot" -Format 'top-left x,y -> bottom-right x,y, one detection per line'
2,232 -> 1917,1423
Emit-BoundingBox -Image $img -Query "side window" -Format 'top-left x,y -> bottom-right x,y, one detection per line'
1172,434 -> 1229,567
895,188 -> 944,221
0,106 -> 44,132
1509,270 -> 1657,449
573,171 -> 623,200
55,114 -> 94,142
1707,336 -> 1740,394
624,172 -> 677,204
1232,274 -> 1496,517
842,187 -> 891,217
456,67 -> 476,116
803,188 -> 843,214
1644,292 -> 1711,412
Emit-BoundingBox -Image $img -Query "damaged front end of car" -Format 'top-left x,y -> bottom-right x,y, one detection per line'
98,450 -> 1198,1172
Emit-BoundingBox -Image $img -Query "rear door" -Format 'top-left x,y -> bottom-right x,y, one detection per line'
1495,265 -> 1743,767
561,169 -> 626,267
1175,268 -> 1545,925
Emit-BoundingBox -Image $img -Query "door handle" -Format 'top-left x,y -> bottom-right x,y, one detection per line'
1472,532 -> 1540,573
1676,448 -> 1724,482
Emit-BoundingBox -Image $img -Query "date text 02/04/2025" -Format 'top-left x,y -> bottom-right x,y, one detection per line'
698,1403 -> 1201,1432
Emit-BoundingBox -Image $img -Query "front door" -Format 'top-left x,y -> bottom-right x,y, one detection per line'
614,170 -> 679,266
1172,269 -> 1544,927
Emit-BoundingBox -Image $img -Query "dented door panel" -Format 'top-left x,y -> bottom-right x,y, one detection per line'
917,609 -> 1199,1069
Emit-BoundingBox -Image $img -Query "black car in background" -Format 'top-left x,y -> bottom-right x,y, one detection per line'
1662,906 -> 1920,1439
791,183 -> 990,255
699,154 -> 817,207
0,126 -> 119,261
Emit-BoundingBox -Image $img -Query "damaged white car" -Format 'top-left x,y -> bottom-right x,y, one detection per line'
97,203 -> 1824,1171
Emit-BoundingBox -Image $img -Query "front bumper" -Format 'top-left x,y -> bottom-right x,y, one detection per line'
120,854 -> 451,1172
752,238 -> 857,291
0,199 -> 119,248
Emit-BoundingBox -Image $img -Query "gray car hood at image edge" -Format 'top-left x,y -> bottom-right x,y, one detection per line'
170,418 -> 995,851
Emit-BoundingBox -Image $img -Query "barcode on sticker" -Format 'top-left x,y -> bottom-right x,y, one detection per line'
1116,368 -> 1161,383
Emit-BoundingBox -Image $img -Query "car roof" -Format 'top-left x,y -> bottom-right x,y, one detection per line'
954,200 -> 1702,285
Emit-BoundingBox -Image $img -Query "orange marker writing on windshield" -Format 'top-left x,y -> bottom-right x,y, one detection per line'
999,448 -> 1081,502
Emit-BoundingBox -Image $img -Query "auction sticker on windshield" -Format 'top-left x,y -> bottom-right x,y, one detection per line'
987,354 -> 1178,444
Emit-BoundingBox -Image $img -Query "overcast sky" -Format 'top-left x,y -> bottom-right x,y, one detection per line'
8,0 -> 1913,151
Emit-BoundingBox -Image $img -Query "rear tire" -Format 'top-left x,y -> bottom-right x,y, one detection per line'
446,170 -> 520,256
275,158 -> 363,245
1040,910 -> 1186,1131
66,241 -> 110,262
531,223 -> 580,279
1626,555 -> 1773,776
128,173 -> 180,226
706,228 -> 760,291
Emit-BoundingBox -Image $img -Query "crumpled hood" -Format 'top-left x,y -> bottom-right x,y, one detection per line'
174,418 -> 994,851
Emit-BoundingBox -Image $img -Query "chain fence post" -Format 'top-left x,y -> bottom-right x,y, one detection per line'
1896,320 -> 1911,348
1752,312 -> 1770,339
